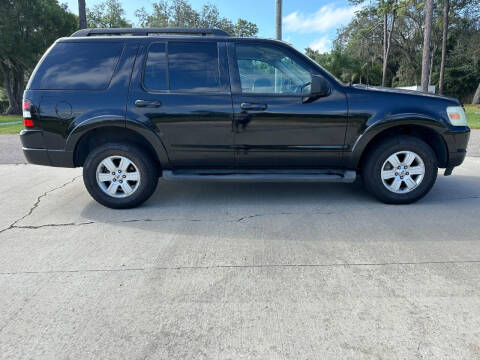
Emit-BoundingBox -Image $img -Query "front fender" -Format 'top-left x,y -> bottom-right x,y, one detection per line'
347,114 -> 449,169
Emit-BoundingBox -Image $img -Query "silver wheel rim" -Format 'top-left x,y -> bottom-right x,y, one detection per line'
381,151 -> 425,194
96,156 -> 141,198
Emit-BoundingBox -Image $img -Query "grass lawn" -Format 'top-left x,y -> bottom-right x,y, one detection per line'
0,104 -> 479,135
465,104 -> 480,129
0,115 -> 23,135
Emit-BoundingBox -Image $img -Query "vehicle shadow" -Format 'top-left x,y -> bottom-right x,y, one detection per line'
79,173 -> 480,235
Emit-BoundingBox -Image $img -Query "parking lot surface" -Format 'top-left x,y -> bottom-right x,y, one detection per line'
0,134 -> 479,359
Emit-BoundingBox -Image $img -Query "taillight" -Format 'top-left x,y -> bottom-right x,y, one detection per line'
23,99 -> 34,128
24,119 -> 34,127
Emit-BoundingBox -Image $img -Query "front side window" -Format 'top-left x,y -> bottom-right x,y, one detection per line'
235,44 -> 311,95
168,42 -> 220,92
29,42 -> 123,90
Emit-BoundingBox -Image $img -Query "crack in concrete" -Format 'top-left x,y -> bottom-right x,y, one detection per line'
1,259 -> 480,276
236,211 -> 335,222
2,192 -> 480,232
0,168 -> 479,235
0,176 -> 82,235
3,210 -> 339,231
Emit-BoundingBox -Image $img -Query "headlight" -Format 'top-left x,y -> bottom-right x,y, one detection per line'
446,106 -> 468,126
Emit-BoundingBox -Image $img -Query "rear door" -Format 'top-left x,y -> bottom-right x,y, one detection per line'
128,40 -> 234,168
228,42 -> 348,168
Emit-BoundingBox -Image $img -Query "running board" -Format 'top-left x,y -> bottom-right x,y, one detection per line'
162,169 -> 356,183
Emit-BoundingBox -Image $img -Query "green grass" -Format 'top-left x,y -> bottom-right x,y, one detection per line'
0,115 -> 23,135
0,105 -> 479,135
465,104 -> 480,129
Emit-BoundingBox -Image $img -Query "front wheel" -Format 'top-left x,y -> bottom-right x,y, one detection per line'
362,135 -> 438,204
83,143 -> 158,209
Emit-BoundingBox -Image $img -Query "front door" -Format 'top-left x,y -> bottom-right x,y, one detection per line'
128,40 -> 234,168
229,42 -> 348,168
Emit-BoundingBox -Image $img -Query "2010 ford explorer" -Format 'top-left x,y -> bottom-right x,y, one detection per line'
20,28 -> 470,208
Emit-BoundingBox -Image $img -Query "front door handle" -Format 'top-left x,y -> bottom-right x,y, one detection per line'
135,99 -> 162,108
240,103 -> 268,111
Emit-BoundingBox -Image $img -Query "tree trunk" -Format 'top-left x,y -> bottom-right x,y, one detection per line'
473,82 -> 480,105
78,0 -> 87,29
381,6 -> 396,87
439,0 -> 449,94
421,0 -> 434,93
275,0 -> 282,40
0,62 -> 22,115
382,12 -> 387,87
429,43 -> 437,87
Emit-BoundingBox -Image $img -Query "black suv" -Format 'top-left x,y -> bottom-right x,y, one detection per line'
20,28 -> 470,208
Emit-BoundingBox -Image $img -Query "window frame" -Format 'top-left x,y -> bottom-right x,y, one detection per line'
142,40 -> 230,94
229,41 -> 320,98
141,41 -> 169,93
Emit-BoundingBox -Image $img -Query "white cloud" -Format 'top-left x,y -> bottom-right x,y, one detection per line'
283,3 -> 360,33
308,36 -> 332,53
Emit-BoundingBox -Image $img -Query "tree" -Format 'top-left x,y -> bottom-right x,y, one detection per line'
322,0 -> 479,101
473,83 -> 480,104
87,0 -> 132,28
0,0 -> 77,114
78,0 -> 87,29
234,19 -> 259,38
438,0 -> 449,94
276,0 -> 282,40
421,0 -> 434,92
135,0 -> 258,37
380,0 -> 397,86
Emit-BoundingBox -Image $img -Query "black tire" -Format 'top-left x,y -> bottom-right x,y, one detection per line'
83,143 -> 158,209
362,135 -> 438,204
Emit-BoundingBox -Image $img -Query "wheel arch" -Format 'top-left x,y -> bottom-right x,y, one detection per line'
68,122 -> 170,169
350,123 -> 448,171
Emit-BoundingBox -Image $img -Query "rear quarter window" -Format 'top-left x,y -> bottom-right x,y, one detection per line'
28,42 -> 123,90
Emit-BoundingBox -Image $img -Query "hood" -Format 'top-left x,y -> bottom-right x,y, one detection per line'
350,84 -> 459,104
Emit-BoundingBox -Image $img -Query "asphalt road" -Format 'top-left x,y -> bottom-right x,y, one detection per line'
1,133 -> 480,359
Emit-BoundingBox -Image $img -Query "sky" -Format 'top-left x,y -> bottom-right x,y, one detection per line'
63,0 -> 361,53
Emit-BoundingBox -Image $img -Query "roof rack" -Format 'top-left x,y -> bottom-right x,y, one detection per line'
70,28 -> 230,37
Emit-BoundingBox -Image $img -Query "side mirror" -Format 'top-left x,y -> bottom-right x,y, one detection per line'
310,75 -> 330,97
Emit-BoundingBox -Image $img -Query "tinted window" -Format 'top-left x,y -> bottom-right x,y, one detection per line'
29,42 -> 123,90
235,44 -> 311,95
144,43 -> 167,91
168,42 -> 220,92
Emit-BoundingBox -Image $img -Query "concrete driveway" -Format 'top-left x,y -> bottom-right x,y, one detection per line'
1,133 -> 480,359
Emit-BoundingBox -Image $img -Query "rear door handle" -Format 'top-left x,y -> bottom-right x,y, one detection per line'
135,99 -> 162,108
240,103 -> 268,111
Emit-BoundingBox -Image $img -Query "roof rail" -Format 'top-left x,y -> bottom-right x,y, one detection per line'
70,28 -> 230,37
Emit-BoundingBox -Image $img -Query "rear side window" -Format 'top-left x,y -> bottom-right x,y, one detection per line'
144,43 -> 167,91
29,42 -> 123,90
167,42 -> 220,92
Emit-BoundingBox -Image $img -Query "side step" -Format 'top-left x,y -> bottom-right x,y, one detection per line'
162,169 -> 356,183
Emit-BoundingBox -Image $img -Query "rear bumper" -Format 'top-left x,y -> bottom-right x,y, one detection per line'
20,130 -> 74,167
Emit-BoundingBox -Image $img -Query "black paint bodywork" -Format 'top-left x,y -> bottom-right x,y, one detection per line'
21,35 -> 470,173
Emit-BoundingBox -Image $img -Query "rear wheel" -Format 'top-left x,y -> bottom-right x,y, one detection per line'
83,143 -> 158,209
362,135 -> 438,204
